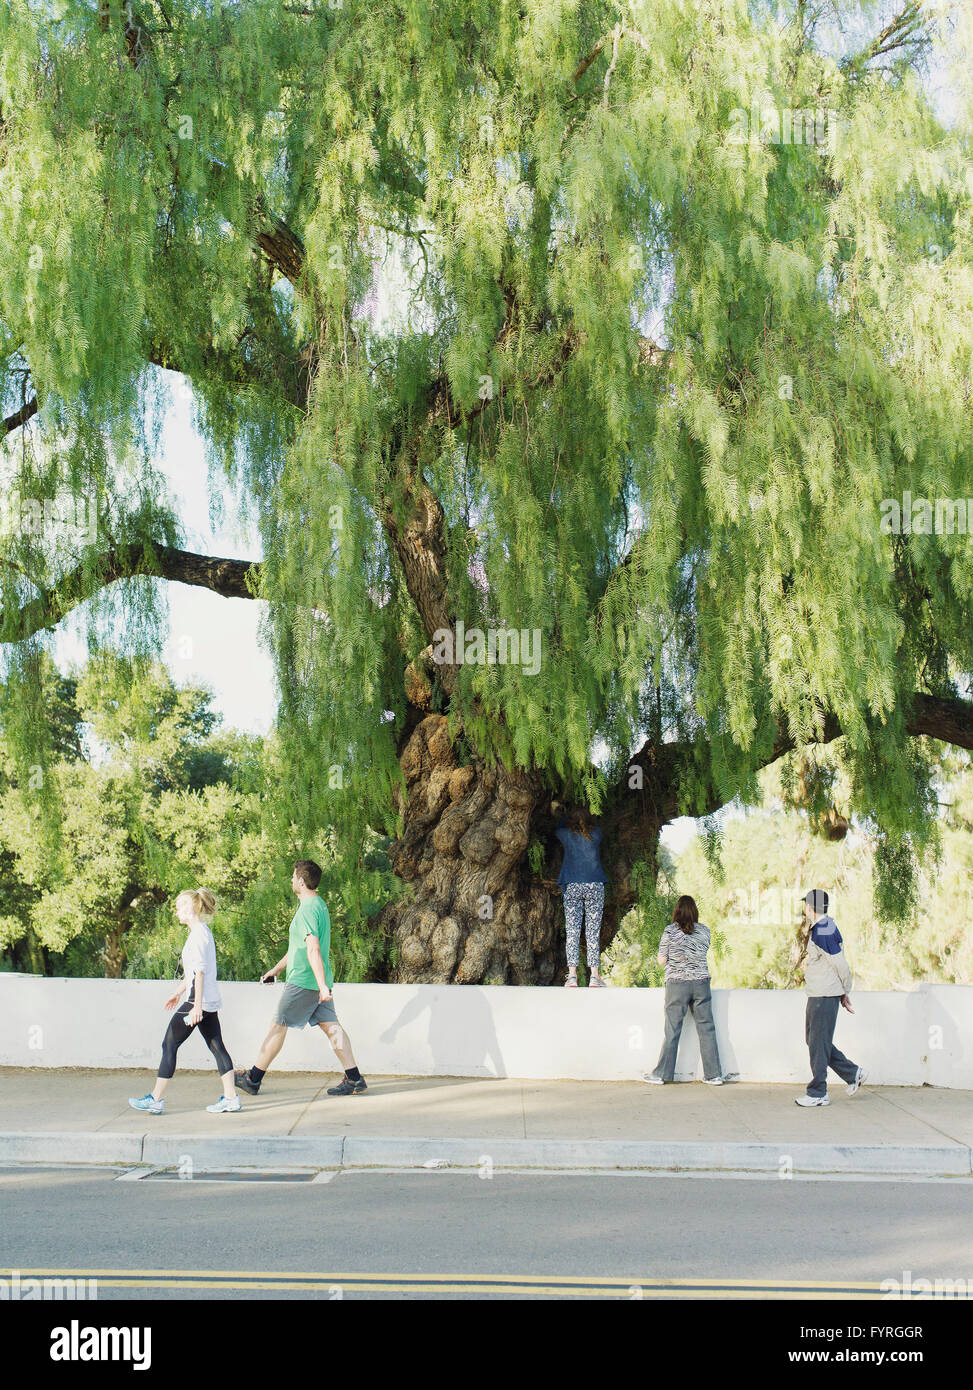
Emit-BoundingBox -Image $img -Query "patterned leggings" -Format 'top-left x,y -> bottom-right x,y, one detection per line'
563,882 -> 605,968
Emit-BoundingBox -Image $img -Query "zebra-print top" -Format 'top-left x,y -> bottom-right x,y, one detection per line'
659,922 -> 712,982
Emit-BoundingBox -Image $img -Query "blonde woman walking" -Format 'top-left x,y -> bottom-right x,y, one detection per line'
128,888 -> 240,1114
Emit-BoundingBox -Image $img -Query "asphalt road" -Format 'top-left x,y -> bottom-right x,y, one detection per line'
0,1165 -> 971,1300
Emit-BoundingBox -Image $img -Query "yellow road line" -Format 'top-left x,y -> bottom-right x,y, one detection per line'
2,1268 -> 921,1297
79,1281 -> 891,1298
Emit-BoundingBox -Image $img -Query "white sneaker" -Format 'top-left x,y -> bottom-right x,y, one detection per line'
795,1094 -> 830,1107
206,1095 -> 242,1113
847,1067 -> 866,1096
641,1073 -> 665,1085
703,1077 -> 724,1085
128,1093 -> 164,1115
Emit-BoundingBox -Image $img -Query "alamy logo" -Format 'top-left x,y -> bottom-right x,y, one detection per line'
727,879 -> 818,927
880,1270 -> 971,1299
50,1320 -> 151,1371
728,96 -> 838,150
0,1269 -> 97,1300
431,620 -> 542,676
0,491 -> 98,544
880,492 -> 973,536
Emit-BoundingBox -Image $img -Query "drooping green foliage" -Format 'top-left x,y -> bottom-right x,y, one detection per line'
2,1 -> 973,936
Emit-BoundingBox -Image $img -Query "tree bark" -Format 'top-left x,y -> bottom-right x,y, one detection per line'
380,704 -> 668,984
380,712 -> 560,984
104,919 -> 125,979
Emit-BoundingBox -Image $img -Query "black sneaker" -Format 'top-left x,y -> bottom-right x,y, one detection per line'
327,1077 -> 367,1096
235,1070 -> 261,1096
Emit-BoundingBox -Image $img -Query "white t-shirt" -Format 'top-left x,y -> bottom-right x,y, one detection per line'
181,923 -> 222,1011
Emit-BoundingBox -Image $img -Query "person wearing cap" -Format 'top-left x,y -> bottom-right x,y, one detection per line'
796,888 -> 865,1107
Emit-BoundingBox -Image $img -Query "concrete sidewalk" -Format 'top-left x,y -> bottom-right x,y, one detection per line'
1,1069 -> 971,1176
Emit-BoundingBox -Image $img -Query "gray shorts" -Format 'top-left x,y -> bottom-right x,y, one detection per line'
274,982 -> 338,1029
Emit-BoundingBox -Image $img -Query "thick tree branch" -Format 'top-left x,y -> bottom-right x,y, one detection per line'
616,691 -> 973,833
572,23 -> 651,89
251,195 -> 308,287
599,689 -> 973,934
395,324 -> 668,676
0,544 -> 260,644
3,396 -> 38,435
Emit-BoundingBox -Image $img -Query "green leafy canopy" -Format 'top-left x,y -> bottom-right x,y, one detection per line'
2,1 -> 972,920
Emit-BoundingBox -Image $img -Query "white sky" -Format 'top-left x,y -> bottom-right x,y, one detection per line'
48,377 -> 278,736
154,384 -> 277,735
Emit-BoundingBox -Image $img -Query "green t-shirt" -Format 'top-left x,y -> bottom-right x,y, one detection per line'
286,896 -> 334,991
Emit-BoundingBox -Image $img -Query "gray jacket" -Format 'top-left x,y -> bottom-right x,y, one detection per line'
802,916 -> 853,997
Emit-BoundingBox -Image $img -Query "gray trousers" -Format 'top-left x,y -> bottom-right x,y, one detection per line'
805,995 -> 858,1098
652,978 -> 722,1082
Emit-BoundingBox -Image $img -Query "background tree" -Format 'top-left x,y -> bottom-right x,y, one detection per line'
2,0 -> 973,984
606,747 -> 973,990
0,652 -> 396,977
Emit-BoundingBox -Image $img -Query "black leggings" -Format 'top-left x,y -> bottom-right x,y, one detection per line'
158,1001 -> 233,1080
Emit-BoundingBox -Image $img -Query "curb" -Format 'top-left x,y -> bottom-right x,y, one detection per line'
1,1132 -> 970,1177
341,1136 -> 973,1176
0,1131 -> 144,1166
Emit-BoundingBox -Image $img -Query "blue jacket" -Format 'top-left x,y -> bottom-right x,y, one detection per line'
555,821 -> 608,887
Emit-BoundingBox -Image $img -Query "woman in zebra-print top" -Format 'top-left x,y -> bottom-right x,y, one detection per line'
642,895 -> 725,1085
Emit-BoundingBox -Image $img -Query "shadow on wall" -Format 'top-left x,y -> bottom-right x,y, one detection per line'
381,987 -> 507,1078
926,987 -> 968,1085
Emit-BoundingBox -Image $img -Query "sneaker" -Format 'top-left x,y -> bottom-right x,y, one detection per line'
206,1095 -> 242,1113
641,1072 -> 665,1085
703,1077 -> 724,1085
847,1066 -> 866,1096
327,1077 -> 367,1096
795,1094 -> 830,1107
234,1070 -> 261,1096
128,1093 -> 164,1114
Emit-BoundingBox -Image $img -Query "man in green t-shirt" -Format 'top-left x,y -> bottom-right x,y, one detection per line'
235,859 -> 367,1096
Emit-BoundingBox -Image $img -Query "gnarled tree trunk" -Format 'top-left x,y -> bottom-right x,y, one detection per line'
381,713 -> 555,983
381,708 -> 663,984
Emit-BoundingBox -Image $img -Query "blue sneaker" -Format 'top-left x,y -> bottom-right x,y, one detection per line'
128,1093 -> 164,1114
206,1095 -> 242,1113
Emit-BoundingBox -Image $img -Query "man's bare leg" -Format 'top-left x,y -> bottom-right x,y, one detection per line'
318,1019 -> 357,1070
253,1021 -> 288,1072
236,1022 -> 288,1092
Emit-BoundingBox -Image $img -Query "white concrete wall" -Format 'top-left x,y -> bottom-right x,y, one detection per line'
0,975 -> 969,1087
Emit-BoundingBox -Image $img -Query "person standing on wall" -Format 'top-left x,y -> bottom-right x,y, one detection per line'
235,859 -> 367,1097
796,888 -> 865,1107
642,895 -> 724,1085
555,806 -> 609,987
